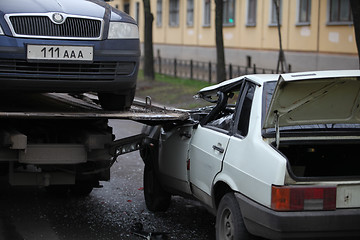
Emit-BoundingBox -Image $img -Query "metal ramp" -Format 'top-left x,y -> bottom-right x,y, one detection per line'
0,93 -> 189,124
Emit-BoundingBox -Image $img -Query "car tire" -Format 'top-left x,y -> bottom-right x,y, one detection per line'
216,192 -> 254,240
98,89 -> 135,111
143,163 -> 171,212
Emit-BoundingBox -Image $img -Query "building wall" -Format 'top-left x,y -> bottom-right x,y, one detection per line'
288,0 -> 319,52
108,0 -> 358,71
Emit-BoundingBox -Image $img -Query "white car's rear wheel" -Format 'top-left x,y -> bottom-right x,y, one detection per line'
216,192 -> 253,240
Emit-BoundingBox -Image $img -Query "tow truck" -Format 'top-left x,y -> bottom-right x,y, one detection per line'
0,92 -> 188,195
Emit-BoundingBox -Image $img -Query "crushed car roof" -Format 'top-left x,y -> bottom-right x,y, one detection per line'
197,70 -> 360,129
197,74 -> 278,98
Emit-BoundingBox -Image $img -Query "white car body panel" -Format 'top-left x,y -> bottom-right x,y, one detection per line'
189,125 -> 230,202
213,85 -> 287,207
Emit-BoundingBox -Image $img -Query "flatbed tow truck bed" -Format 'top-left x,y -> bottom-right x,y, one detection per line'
0,93 -> 189,122
0,93 -> 188,195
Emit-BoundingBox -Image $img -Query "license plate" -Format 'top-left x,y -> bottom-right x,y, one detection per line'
27,45 -> 93,62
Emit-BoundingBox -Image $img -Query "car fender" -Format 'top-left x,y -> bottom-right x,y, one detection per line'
212,137 -> 287,209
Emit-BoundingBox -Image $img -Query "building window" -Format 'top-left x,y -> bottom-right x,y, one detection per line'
223,0 -> 235,26
298,0 -> 311,24
329,0 -> 352,24
270,0 -> 282,26
123,2 -> 130,14
246,0 -> 257,26
203,0 -> 211,26
169,0 -> 179,27
135,2 -> 140,24
157,0 -> 162,27
187,0 -> 194,26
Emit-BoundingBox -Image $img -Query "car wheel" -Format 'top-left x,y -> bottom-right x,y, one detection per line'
216,192 -> 253,240
143,163 -> 171,212
98,90 -> 135,111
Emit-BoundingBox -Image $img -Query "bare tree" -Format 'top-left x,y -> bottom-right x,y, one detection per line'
215,0 -> 226,83
143,0 -> 155,80
273,0 -> 288,73
350,0 -> 360,68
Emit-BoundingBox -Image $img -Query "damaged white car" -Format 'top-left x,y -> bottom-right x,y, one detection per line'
141,70 -> 360,239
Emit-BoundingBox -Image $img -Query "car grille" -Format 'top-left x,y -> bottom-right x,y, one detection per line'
0,60 -> 135,81
7,15 -> 102,39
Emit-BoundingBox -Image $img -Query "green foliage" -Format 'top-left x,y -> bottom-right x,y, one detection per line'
154,73 -> 211,89
136,70 -> 212,109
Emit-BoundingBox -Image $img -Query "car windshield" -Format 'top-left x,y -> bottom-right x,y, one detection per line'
262,81 -> 360,133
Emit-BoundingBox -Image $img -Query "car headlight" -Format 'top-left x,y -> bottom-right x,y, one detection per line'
0,26 -> 4,35
108,22 -> 139,39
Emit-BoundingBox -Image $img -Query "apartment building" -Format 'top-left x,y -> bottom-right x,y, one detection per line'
108,0 -> 358,71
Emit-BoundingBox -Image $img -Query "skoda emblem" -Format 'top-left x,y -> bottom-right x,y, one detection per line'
52,13 -> 65,24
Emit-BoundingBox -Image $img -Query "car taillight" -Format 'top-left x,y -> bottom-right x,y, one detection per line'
271,185 -> 336,211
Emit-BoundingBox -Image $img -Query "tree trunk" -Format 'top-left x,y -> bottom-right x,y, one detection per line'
350,0 -> 360,69
215,0 -> 226,83
143,0 -> 155,80
273,0 -> 287,73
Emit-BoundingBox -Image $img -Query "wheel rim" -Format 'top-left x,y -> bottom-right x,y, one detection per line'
220,208 -> 234,240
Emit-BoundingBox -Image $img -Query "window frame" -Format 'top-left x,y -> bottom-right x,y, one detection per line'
234,81 -> 256,138
246,0 -> 257,27
269,0 -> 282,27
223,0 -> 236,26
135,2 -> 140,24
297,0 -> 311,26
123,3 -> 130,14
202,80 -> 256,138
156,0 -> 163,27
187,0 -> 194,27
203,0 -> 211,27
327,0 -> 353,26
169,0 -> 180,27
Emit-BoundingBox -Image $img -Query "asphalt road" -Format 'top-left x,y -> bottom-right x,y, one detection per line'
0,120 -> 215,240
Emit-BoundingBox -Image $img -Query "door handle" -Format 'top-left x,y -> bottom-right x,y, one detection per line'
212,145 -> 224,153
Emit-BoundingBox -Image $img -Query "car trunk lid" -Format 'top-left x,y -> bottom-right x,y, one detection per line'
263,70 -> 360,131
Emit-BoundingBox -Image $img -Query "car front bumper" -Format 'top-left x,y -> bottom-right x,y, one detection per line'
0,36 -> 140,93
235,192 -> 360,239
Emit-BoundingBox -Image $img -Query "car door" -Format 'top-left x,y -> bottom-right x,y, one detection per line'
188,88 -> 241,206
188,125 -> 231,205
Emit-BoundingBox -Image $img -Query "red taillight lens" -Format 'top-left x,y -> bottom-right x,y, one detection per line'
271,185 -> 336,211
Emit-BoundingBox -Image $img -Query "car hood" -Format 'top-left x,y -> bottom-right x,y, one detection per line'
0,0 -> 133,22
263,70 -> 360,129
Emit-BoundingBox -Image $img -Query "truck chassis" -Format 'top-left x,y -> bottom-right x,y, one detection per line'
0,93 -> 188,195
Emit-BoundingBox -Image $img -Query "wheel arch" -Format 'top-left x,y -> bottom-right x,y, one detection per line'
212,172 -> 241,210
213,180 -> 233,210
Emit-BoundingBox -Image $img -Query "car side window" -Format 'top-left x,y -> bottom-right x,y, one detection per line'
207,111 -> 234,131
206,91 -> 239,133
237,83 -> 255,137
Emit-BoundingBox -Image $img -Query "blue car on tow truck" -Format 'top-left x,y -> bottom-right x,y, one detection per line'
0,0 -> 140,110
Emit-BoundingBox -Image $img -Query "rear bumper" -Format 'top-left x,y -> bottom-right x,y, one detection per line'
0,36 -> 140,93
235,193 -> 360,239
